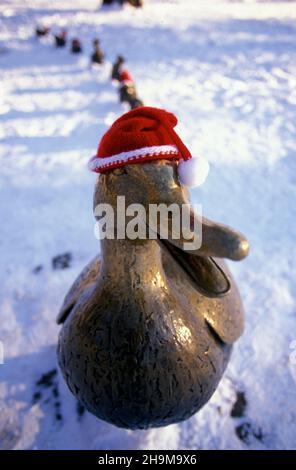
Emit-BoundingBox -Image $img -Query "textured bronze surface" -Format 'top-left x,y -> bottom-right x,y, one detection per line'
57,160 -> 249,429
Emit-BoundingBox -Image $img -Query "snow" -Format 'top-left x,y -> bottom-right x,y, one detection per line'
0,0 -> 296,450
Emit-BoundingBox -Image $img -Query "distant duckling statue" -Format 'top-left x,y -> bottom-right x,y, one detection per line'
91,39 -> 104,65
57,107 -> 249,429
71,38 -> 82,54
54,30 -> 67,48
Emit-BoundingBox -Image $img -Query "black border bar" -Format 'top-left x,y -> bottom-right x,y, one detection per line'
0,450 -> 294,466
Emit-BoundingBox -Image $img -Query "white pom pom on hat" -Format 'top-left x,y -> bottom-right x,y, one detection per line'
89,106 -> 209,188
178,155 -> 210,188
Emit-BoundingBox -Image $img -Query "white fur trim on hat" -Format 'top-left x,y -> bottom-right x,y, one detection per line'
89,145 -> 178,172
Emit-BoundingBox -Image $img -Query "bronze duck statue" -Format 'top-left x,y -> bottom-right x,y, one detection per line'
57,107 -> 249,429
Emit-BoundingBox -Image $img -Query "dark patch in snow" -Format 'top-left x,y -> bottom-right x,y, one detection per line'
231,391 -> 247,418
52,253 -> 72,270
76,401 -> 86,421
32,265 -> 43,274
36,368 -> 57,388
33,368 -> 63,424
235,422 -> 264,445
32,391 -> 42,403
54,400 -> 63,422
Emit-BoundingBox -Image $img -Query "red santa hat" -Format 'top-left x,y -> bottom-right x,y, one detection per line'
89,106 -> 209,188
120,69 -> 133,84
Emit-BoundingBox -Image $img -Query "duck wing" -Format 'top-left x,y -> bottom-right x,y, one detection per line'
56,255 -> 101,324
159,240 -> 244,344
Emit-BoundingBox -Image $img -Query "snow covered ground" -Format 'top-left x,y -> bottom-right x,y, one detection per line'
0,0 -> 296,450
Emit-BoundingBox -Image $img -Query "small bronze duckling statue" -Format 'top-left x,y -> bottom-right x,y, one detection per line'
57,107 -> 249,429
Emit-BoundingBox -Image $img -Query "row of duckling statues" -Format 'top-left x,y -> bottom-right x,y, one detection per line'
35,27 -> 143,110
102,0 -> 143,7
57,106 -> 249,429
36,27 -> 99,58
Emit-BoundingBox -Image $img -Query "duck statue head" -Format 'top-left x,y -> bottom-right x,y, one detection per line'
57,107 -> 249,429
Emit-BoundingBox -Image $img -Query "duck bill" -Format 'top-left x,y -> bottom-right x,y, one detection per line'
153,204 -> 249,297
191,210 -> 249,261
154,204 -> 249,261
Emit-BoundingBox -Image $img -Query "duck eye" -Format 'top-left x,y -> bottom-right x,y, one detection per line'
113,167 -> 128,176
